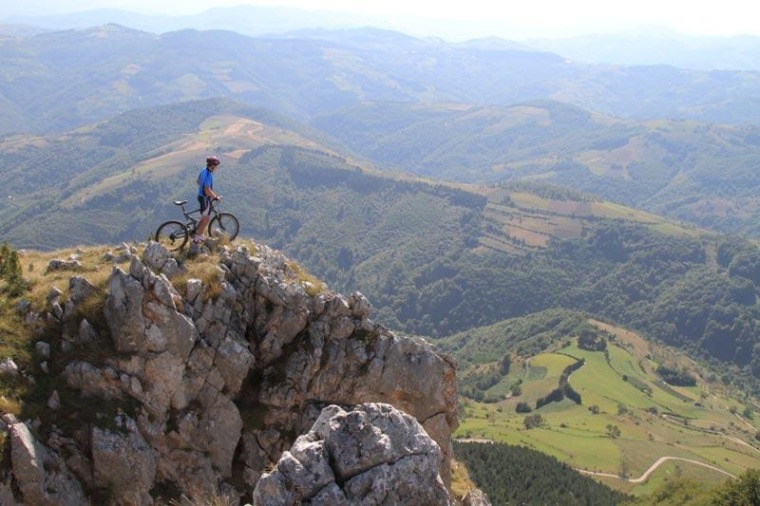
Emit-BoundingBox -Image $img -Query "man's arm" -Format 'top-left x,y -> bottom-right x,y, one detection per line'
203,185 -> 219,200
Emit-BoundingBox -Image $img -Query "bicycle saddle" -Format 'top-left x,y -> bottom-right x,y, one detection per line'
174,200 -> 188,206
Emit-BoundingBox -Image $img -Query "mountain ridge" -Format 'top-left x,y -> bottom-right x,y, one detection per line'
7,6 -> 760,72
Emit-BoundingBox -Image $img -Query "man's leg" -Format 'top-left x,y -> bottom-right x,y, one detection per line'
195,215 -> 209,238
194,197 -> 210,242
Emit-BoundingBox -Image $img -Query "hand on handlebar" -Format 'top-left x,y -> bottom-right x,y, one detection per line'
213,195 -> 222,202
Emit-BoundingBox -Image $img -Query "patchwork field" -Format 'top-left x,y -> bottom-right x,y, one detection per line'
476,188 -> 700,255
455,321 -> 760,495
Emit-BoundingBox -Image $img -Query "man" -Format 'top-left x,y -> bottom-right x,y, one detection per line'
193,156 -> 222,243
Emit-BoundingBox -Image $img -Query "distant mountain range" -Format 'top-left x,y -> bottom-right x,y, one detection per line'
5,6 -> 760,71
4,23 -> 760,140
1,6 -> 374,37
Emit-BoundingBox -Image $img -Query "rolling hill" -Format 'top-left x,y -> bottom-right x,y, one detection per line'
5,23 -> 760,242
440,312 -> 760,496
312,100 -> 760,237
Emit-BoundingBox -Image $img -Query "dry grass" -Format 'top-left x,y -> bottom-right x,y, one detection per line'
0,244 -> 137,417
167,488 -> 238,506
170,260 -> 225,302
19,245 -> 130,309
285,260 -> 326,297
0,394 -> 22,415
450,457 -> 478,500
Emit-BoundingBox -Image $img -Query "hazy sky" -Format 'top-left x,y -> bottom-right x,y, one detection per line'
4,0 -> 759,39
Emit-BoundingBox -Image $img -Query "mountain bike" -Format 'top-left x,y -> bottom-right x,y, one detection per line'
154,199 -> 239,251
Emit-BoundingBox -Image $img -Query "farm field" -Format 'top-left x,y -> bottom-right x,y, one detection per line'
454,321 -> 760,495
475,187 -> 701,255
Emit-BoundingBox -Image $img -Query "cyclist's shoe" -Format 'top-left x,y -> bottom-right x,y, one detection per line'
192,235 -> 206,244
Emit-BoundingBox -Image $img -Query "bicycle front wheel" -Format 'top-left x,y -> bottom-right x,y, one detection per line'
209,213 -> 239,242
155,220 -> 190,251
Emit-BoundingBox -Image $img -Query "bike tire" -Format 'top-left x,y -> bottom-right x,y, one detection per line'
155,220 -> 190,251
209,213 -> 239,241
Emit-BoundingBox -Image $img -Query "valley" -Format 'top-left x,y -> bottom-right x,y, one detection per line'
449,317 -> 760,495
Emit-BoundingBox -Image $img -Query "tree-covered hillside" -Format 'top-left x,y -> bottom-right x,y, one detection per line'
229,151 -> 760,381
0,98 -> 339,248
312,100 -> 760,237
454,441 -> 629,505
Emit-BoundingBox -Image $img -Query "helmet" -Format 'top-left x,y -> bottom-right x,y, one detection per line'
206,156 -> 221,167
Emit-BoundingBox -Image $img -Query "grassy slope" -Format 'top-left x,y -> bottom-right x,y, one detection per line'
313,101 -> 760,238
453,319 -> 760,495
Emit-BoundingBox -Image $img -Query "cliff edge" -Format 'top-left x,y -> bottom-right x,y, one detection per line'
0,240 -> 463,505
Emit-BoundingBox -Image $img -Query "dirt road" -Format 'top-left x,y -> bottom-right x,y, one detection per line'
577,456 -> 735,483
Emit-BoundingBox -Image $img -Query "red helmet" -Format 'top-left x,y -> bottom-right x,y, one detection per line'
206,156 -> 220,167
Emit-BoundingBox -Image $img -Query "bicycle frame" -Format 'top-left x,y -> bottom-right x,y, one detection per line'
177,201 -> 221,231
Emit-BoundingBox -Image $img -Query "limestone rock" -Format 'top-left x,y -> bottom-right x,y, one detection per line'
463,488 -> 493,506
9,422 -> 87,506
15,298 -> 31,315
92,420 -> 156,506
0,479 -> 19,506
46,287 -> 62,303
143,241 -> 185,278
0,358 -> 19,376
68,276 -> 99,305
252,403 -> 454,506
46,259 -> 82,272
35,341 -> 50,360
9,241 -> 459,504
76,319 -> 98,344
104,266 -> 146,353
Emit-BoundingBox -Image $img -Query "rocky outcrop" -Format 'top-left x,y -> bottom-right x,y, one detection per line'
253,403 -> 454,505
462,488 -> 492,506
2,240 -> 459,505
7,418 -> 87,506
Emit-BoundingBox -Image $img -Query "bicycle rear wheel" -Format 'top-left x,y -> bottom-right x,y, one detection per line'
209,213 -> 239,241
155,220 -> 190,251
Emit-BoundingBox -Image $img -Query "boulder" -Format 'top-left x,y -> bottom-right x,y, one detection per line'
9,422 -> 87,506
253,404 -> 454,506
252,403 -> 454,506
92,420 -> 156,506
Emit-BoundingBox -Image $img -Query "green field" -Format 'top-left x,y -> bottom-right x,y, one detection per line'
455,322 -> 760,495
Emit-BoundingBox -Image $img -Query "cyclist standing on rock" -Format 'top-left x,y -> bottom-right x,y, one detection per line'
193,156 -> 222,244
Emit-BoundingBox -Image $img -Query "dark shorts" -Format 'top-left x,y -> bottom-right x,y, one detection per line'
198,196 -> 211,216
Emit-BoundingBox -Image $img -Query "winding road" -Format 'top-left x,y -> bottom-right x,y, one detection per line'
577,456 -> 735,483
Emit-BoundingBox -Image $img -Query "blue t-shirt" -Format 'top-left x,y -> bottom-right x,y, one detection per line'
197,168 -> 214,197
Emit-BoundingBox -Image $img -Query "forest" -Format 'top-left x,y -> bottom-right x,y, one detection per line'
453,441 -> 628,505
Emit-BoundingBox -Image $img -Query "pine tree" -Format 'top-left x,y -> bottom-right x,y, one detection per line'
1,243 -> 25,296
0,242 -> 9,278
